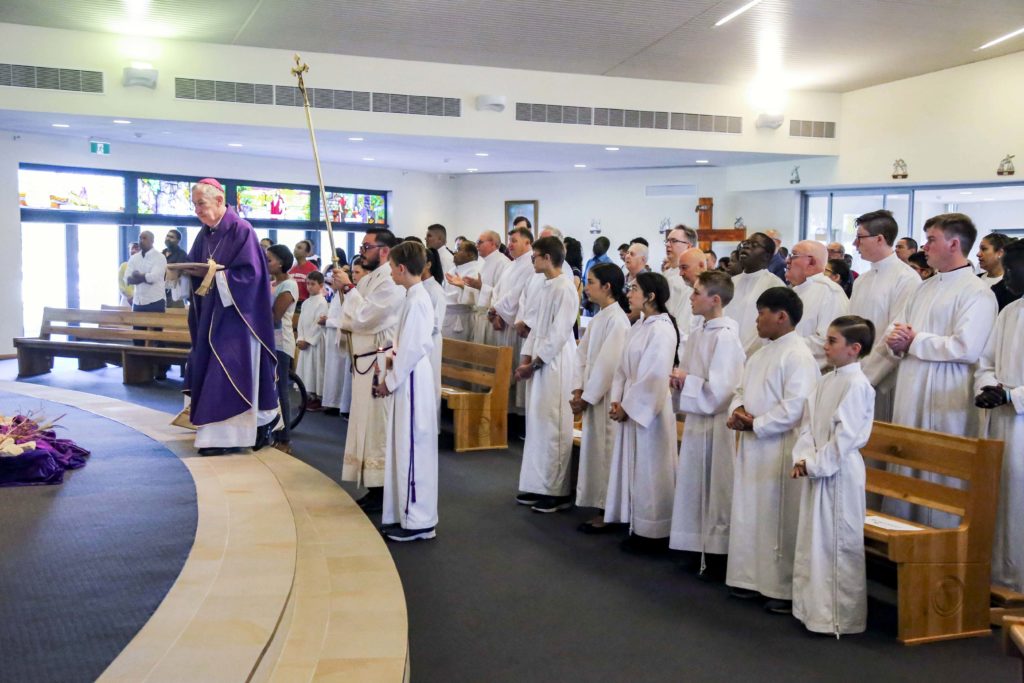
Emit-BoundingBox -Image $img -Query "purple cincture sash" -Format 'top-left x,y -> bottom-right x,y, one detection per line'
405,370 -> 417,516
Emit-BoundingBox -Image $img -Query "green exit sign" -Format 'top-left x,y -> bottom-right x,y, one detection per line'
90,141 -> 111,155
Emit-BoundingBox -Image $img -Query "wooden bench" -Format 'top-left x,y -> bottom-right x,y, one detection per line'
14,307 -> 191,384
440,338 -> 511,452
861,421 -> 1003,645
1003,616 -> 1024,681
572,415 -> 684,448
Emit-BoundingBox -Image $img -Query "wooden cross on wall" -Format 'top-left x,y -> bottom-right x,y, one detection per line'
695,197 -> 747,251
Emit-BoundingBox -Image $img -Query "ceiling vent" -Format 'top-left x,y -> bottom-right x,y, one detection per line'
789,119 -> 836,138
176,78 -> 460,117
0,63 -> 103,94
517,102 -> 740,134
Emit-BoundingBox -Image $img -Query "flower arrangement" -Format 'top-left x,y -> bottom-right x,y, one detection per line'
0,410 -> 90,487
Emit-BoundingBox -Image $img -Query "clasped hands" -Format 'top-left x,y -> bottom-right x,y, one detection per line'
445,273 -> 482,290
569,390 -> 589,416
126,270 -> 147,285
885,322 -> 916,355
669,368 -> 687,391
726,405 -> 755,432
975,384 -> 1009,409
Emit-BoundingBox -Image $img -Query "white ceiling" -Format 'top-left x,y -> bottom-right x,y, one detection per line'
0,109 -> 813,174
1,0 -> 1023,92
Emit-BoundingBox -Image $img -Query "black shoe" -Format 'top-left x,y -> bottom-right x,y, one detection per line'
197,447 -> 241,456
380,522 -> 402,533
729,587 -> 761,600
764,599 -> 792,615
357,488 -> 384,512
385,526 -> 436,542
531,496 -> 573,513
620,533 -> 669,556
577,521 -> 615,534
323,408 -> 340,416
253,415 -> 281,451
515,492 -> 541,506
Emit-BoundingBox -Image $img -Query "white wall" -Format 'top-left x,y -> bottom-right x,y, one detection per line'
0,130 -> 457,352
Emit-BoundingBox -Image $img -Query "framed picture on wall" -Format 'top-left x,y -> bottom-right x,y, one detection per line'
504,200 -> 539,240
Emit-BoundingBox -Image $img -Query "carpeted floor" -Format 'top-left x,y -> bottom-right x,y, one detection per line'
1,359 -> 1016,682
0,386 -> 197,683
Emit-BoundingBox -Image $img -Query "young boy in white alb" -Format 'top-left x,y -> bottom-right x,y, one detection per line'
295,270 -> 328,411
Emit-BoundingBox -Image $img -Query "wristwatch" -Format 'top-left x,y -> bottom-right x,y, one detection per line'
531,359 -> 544,371
341,284 -> 355,294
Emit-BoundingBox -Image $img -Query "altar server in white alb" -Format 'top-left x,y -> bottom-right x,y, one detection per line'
571,263 -> 630,533
882,213 -> 997,528
335,229 -> 406,512
785,240 -> 850,371
421,247 -> 449,412
724,232 -> 786,356
513,236 -> 580,513
322,261 -> 366,415
452,230 -> 510,344
663,226 -> 700,355
442,241 -> 481,341
848,210 -> 920,422
605,272 -> 679,553
294,270 -> 328,410
669,271 -> 745,578
726,287 -> 819,615
488,227 -> 536,412
791,316 -> 876,636
975,239 -> 1024,593
374,241 -> 438,542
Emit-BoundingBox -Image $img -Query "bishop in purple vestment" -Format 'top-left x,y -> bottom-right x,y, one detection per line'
184,178 -> 279,453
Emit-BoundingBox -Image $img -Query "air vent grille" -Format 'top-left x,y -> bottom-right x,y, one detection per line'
789,119 -> 836,138
518,102 -> 740,134
175,77 -> 460,117
0,63 -> 103,93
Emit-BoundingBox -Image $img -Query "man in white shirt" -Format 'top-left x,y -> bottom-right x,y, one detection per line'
426,223 -> 455,275
124,230 -> 168,314
447,230 -> 511,344
785,240 -> 849,370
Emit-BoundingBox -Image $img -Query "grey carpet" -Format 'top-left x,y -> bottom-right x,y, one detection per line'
0,387 -> 197,683
1,360 -> 1016,682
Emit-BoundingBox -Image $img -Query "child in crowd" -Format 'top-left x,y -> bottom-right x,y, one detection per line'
295,270 -> 327,412
421,247 -> 449,412
267,244 -> 298,453
513,236 -> 579,513
669,271 -> 745,578
791,316 -> 875,636
604,272 -> 679,553
373,241 -> 438,542
726,287 -> 819,614
572,263 -> 630,533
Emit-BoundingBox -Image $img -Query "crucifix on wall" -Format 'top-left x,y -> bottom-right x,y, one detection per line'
694,197 -> 747,251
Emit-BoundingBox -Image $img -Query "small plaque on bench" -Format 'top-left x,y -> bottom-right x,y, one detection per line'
865,515 -> 923,532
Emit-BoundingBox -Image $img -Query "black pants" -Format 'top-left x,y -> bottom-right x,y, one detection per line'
276,351 -> 292,443
132,299 -> 166,346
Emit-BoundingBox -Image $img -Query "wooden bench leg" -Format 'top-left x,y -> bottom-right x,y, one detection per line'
78,357 -> 107,371
452,406 -> 507,452
17,350 -> 52,377
122,355 -> 154,385
897,562 -> 992,644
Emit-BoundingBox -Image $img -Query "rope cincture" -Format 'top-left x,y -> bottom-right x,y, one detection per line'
406,370 -> 417,517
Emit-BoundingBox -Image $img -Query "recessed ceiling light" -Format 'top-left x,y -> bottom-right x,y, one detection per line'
605,147 -> 620,151
52,123 -> 70,128
466,168 -> 478,172
475,152 -> 489,157
362,157 -> 375,161
227,142 -> 243,147
959,191 -> 973,195
574,164 -> 587,168
695,159 -> 710,164
348,137 -> 364,141
976,25 -> 1024,50
112,119 -> 132,124
983,198 -> 995,201
715,0 -> 764,27
160,131 -> 172,135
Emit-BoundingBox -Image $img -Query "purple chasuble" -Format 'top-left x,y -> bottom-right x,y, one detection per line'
185,206 -> 278,425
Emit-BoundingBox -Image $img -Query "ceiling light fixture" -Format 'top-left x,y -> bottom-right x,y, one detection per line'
466,168 -> 478,172
52,123 -> 70,128
977,26 -> 1024,50
959,191 -> 973,195
695,160 -> 710,164
112,119 -> 132,124
715,0 -> 764,27
348,137 -> 363,141
605,147 -> 620,151
475,152 -> 489,157
362,157 -> 375,161
227,143 -> 243,147
574,164 -> 587,168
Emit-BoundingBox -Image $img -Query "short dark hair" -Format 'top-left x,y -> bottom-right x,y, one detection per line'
512,215 -> 532,230
855,209 -> 899,246
306,270 -> 325,285
297,239 -> 313,254
630,237 -> 649,247
697,270 -> 734,306
983,232 -> 1014,252
908,251 -> 930,270
426,223 -> 447,239
705,249 -> 717,259
749,232 -> 777,257
670,225 -> 698,246
533,235 -> 565,267
509,226 -> 534,243
898,236 -> 918,250
756,286 -> 802,325
267,244 -> 294,272
402,235 -> 424,245
167,228 -> 182,240
460,241 -> 478,258
390,240 -> 427,275
830,315 -> 875,358
367,227 -> 399,249
594,236 -> 611,251
618,243 -> 630,252
928,213 -> 977,256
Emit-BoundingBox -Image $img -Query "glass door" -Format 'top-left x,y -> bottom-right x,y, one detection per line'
21,223 -> 68,336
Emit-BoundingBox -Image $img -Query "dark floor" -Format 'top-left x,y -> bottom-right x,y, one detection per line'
1,359 -> 1017,683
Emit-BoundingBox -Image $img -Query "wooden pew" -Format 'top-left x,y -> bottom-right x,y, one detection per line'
440,338 -> 511,452
14,307 -> 191,384
1003,616 -> 1024,682
861,422 -> 1003,645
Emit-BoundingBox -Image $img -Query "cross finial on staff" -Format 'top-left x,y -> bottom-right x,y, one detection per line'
291,54 -> 309,84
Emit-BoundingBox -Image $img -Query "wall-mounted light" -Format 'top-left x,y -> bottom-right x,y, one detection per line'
122,65 -> 158,89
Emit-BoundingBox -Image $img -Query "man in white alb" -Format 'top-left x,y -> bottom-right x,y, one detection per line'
723,232 -> 786,356
447,230 -> 510,344
785,240 -> 849,370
